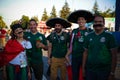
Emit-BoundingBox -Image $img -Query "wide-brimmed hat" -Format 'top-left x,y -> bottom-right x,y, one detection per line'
67,10 -> 94,23
46,18 -> 71,28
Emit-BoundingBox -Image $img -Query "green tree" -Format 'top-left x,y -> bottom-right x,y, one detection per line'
20,15 -> 29,29
0,16 -> 7,29
60,2 -> 71,19
92,0 -> 100,15
50,5 -> 57,18
100,8 -> 115,17
41,8 -> 49,21
31,16 -> 39,23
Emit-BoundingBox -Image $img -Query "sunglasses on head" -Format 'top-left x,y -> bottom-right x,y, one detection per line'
17,31 -> 23,34
93,24 -> 103,28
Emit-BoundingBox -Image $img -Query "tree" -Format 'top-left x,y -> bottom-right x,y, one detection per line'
41,8 -> 49,21
50,5 -> 57,18
0,16 -> 7,29
59,2 -> 71,19
100,8 -> 115,17
20,15 -> 29,29
31,16 -> 39,23
92,0 -> 100,15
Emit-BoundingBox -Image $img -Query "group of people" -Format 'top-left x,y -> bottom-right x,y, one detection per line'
0,10 -> 117,80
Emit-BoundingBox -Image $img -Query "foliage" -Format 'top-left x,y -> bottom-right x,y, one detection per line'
0,16 -> 7,29
59,2 -> 71,19
50,5 -> 57,18
41,8 -> 49,21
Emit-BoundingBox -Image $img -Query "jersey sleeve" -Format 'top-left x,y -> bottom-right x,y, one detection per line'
84,35 -> 90,50
108,34 -> 117,49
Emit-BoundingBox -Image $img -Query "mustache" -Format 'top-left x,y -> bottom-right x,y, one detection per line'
93,24 -> 103,27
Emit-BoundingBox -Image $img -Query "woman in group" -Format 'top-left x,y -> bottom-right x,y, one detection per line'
2,24 -> 32,80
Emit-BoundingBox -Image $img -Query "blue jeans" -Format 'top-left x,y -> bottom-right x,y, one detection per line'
86,70 -> 110,80
72,56 -> 82,80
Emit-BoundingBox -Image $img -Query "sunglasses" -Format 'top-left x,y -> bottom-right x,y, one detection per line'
93,24 -> 103,28
17,31 -> 23,34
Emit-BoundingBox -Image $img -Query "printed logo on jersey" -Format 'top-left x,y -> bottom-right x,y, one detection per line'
78,36 -> 84,42
27,36 -> 31,39
100,37 -> 105,42
39,36 -> 43,41
53,37 -> 56,39
60,36 -> 65,40
89,38 -> 93,42
85,32 -> 88,36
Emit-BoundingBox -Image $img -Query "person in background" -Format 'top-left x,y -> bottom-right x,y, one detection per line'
65,10 -> 94,80
46,18 -> 71,80
82,15 -> 117,80
1,24 -> 32,80
0,28 -> 7,49
24,19 -> 48,80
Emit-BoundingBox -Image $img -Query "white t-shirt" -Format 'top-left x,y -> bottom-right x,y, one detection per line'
10,40 -> 32,68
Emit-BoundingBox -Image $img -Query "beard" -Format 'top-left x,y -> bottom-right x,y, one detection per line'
55,28 -> 62,33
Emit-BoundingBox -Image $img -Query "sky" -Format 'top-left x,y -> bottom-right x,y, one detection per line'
0,0 -> 116,27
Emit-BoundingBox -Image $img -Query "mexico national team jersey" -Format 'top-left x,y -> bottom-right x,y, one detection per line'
84,31 -> 117,71
71,28 -> 92,58
24,32 -> 47,64
47,32 -> 70,58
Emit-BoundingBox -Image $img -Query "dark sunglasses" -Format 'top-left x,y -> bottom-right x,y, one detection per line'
17,31 -> 23,34
93,24 -> 103,28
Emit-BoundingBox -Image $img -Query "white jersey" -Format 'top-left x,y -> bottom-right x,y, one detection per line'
10,40 -> 32,68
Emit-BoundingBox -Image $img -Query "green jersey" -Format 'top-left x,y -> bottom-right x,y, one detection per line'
72,28 -> 92,58
84,31 -> 116,71
24,32 -> 47,64
47,32 -> 70,58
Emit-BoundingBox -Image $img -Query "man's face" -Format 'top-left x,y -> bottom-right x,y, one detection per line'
54,23 -> 63,33
93,16 -> 104,31
29,21 -> 37,33
77,17 -> 86,27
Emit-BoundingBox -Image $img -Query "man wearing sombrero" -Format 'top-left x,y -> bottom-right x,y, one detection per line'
65,10 -> 94,80
46,17 -> 71,80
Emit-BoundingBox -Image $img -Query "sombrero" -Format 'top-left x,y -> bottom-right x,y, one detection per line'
67,10 -> 94,23
46,18 -> 71,28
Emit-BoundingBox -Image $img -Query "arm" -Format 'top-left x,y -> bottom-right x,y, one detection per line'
82,49 -> 88,77
48,41 -> 52,65
110,48 -> 117,74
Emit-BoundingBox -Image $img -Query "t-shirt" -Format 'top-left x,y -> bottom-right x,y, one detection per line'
84,31 -> 117,71
24,32 -> 47,64
71,28 -> 92,58
47,32 -> 70,58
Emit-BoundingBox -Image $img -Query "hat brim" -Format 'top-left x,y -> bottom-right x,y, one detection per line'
46,18 -> 71,28
67,10 -> 94,23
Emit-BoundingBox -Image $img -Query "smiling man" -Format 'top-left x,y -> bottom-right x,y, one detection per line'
82,15 -> 117,80
66,10 -> 94,80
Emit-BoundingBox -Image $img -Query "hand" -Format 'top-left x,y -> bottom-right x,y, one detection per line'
28,71 -> 31,80
108,74 -> 115,80
48,58 -> 51,65
3,70 -> 7,80
65,55 -> 71,65
36,42 -> 45,48
82,68 -> 86,78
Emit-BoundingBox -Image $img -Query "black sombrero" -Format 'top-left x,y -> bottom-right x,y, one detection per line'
67,10 -> 94,23
46,18 -> 71,28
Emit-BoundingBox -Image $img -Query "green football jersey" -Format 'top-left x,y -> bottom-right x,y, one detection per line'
84,31 -> 116,71
47,32 -> 70,58
24,32 -> 47,64
72,28 -> 92,58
